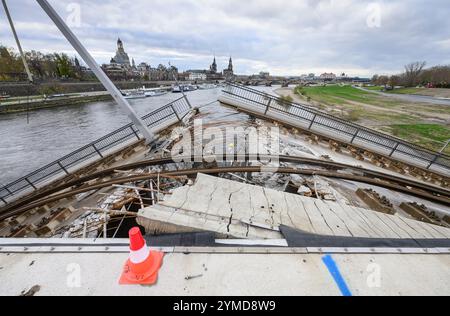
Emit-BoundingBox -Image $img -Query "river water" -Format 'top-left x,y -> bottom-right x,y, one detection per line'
0,88 -> 219,186
0,86 -> 276,186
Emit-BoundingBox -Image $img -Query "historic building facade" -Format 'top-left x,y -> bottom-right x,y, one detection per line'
102,40 -> 233,82
102,38 -> 136,80
112,38 -> 131,66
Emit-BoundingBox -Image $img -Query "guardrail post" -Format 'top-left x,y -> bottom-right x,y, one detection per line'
308,114 -> 317,130
350,129 -> 360,144
264,99 -> 272,115
92,144 -> 104,158
183,95 -> 193,109
2,186 -> 12,195
131,126 -> 141,140
170,103 -> 181,122
389,142 -> 400,157
25,177 -> 37,190
426,154 -> 440,170
57,161 -> 70,175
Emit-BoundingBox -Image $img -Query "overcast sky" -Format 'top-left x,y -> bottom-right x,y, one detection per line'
1,0 -> 449,77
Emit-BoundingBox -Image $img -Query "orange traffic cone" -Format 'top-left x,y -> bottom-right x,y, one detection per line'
119,227 -> 164,285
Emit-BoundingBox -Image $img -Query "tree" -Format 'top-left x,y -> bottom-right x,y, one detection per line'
420,65 -> 450,88
168,65 -> 178,80
0,45 -> 23,80
388,75 -> 401,89
371,74 -> 379,85
54,53 -> 75,78
378,75 -> 389,87
404,61 -> 426,87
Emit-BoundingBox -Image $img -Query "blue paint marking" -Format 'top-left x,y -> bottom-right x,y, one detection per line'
322,255 -> 353,297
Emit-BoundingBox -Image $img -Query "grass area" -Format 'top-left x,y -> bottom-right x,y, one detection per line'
291,84 -> 450,153
388,124 -> 450,153
363,86 -> 385,91
387,88 -> 426,95
295,85 -> 379,105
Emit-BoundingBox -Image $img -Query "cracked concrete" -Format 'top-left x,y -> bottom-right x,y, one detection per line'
138,174 -> 450,240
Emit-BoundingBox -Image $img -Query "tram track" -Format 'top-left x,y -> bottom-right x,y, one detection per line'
1,156 -> 449,221
1,155 -> 449,216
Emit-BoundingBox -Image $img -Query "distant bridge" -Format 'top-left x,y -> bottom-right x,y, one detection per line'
235,79 -> 301,87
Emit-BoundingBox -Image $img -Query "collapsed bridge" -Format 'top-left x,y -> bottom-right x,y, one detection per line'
219,83 -> 450,176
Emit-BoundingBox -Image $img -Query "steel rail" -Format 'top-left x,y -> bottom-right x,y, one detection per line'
1,154 -> 449,218
1,165 -> 449,221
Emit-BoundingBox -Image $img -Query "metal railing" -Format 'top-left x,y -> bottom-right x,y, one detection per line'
0,96 -> 191,205
221,83 -> 450,175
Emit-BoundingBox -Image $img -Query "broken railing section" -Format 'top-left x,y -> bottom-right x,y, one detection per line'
219,84 -> 450,175
0,96 -> 191,205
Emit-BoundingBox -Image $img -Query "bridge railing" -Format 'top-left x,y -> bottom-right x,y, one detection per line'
221,83 -> 450,175
0,95 -> 191,205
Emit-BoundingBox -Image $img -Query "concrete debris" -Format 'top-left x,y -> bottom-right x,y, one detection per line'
356,188 -> 395,215
33,208 -> 74,237
400,202 -> 447,227
443,215 -> 450,225
66,211 -> 110,238
54,188 -> 134,238
297,185 -> 313,196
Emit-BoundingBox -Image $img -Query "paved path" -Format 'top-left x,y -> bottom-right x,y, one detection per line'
357,87 -> 450,106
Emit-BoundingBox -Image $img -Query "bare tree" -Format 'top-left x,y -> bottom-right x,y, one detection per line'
420,65 -> 450,88
404,61 -> 426,87
388,75 -> 401,89
378,75 -> 389,87
371,74 -> 379,85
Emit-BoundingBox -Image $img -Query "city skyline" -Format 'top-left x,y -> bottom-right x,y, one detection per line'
1,0 -> 450,77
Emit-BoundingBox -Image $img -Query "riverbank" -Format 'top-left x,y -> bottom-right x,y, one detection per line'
0,80 -> 166,97
0,93 -> 113,114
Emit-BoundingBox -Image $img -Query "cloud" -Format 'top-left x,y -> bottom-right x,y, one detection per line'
0,0 -> 449,76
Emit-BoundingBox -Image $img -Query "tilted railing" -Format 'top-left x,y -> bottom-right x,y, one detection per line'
220,83 -> 450,175
0,96 -> 191,205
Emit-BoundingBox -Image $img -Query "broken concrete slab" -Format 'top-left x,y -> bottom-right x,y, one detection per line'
138,174 -> 450,240
356,188 -> 395,215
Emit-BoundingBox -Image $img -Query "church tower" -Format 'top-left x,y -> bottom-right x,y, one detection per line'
223,56 -> 234,81
117,38 -> 124,51
210,56 -> 217,73
227,57 -> 233,73
113,37 -> 131,67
